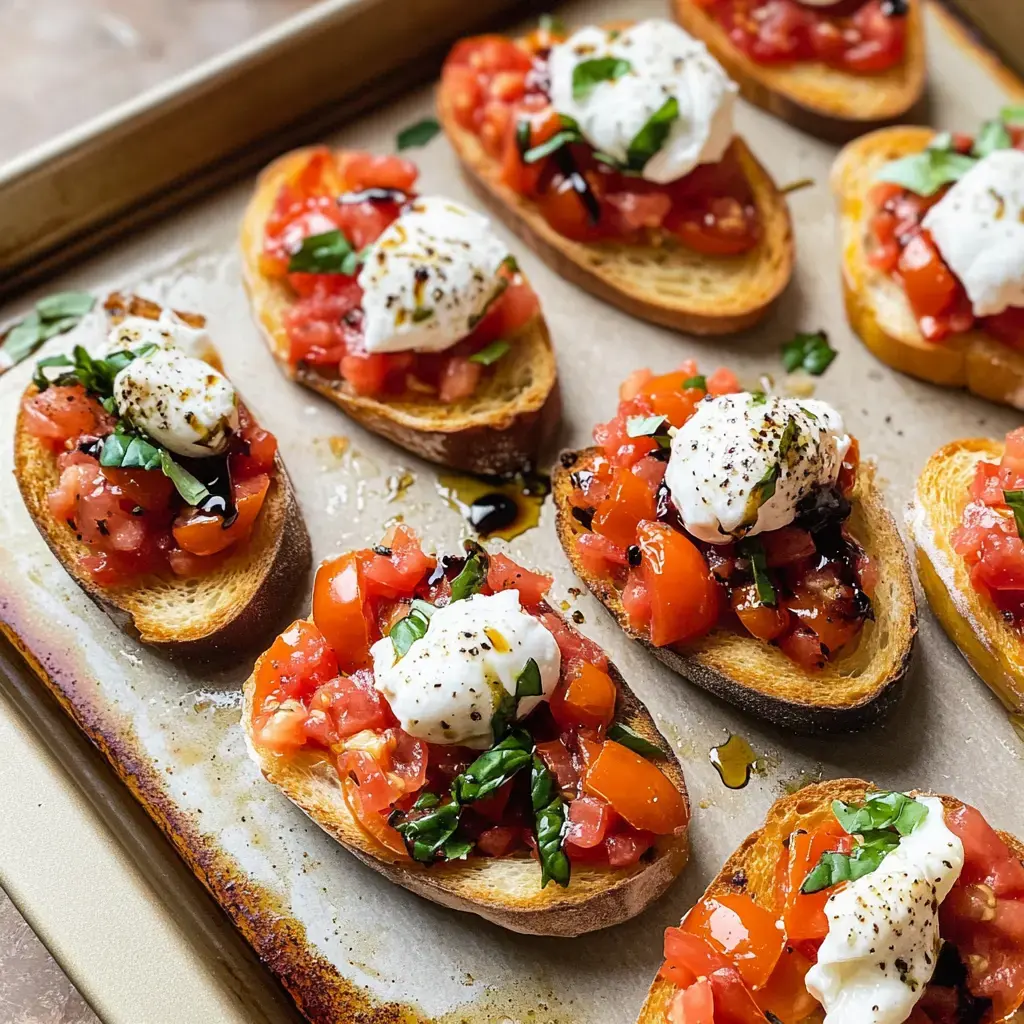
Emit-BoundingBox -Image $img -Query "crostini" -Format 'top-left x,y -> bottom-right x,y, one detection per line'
638,779 -> 1024,1024
835,116 -> 1024,409
908,428 -> 1024,720
243,526 -> 689,936
552,363 -> 916,732
672,0 -> 926,140
438,18 -> 794,335
240,147 -> 559,475
15,293 -> 310,655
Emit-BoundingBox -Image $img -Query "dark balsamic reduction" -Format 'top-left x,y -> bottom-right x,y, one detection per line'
336,188 -> 409,206
468,493 -> 519,535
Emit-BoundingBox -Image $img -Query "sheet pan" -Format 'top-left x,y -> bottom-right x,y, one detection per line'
1,2 -> 1023,1021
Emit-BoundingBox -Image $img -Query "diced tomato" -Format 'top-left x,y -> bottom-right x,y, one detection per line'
339,753 -> 408,857
306,672 -> 393,744
230,404 -> 278,479
706,367 -> 742,396
172,473 -> 270,557
576,531 -> 629,578
762,527 -> 816,567
682,893 -> 785,990
22,385 -> 114,447
668,978 -> 715,1024
605,828 -> 655,868
472,778 -> 515,823
731,585 -> 791,642
552,663 -> 617,733
476,825 -> 519,857
591,467 -> 658,548
783,823 -> 854,944
535,739 -> 579,790
665,196 -> 759,256
535,610 -> 609,674
754,945 -> 819,1022
437,356 -> 483,403
584,740 -> 688,835
312,552 -> 373,672
101,466 -> 175,511
486,553 -> 551,606
362,525 -> 435,600
635,521 -> 720,647
565,795 -> 613,850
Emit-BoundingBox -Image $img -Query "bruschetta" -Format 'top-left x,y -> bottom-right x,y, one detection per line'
907,428 -> 1024,721
552,363 -> 917,732
672,0 -> 926,140
242,525 -> 689,936
834,118 -> 1024,409
438,18 -> 794,335
240,147 -> 559,475
638,779 -> 1024,1024
14,293 -> 310,656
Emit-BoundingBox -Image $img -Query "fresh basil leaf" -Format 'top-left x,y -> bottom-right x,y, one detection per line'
1,312 -> 43,368
625,96 -> 678,173
99,433 -> 162,471
35,291 -> 95,322
778,416 -> 799,460
31,353 -> 73,391
832,792 -> 928,837
413,792 -> 440,810
782,330 -> 836,376
411,307 -> 434,323
490,687 -> 517,744
752,461 -> 780,507
875,148 -> 977,198
389,800 -> 461,864
800,842 -> 895,894
389,604 -> 432,658
469,340 -> 511,366
973,119 -> 1012,159
442,835 -> 474,861
287,230 -> 356,274
626,414 -> 666,438
608,722 -> 664,759
396,118 -> 441,151
539,13 -> 565,34
449,541 -> 489,602
159,450 -> 211,506
927,131 -> 955,153
39,316 -> 85,342
750,390 -> 768,405
451,729 -> 533,804
738,537 -> 776,606
572,57 -> 631,102
523,125 -> 583,164
515,658 -> 543,699
1004,489 -> 1024,539
682,374 -> 707,391
515,118 -> 532,158
531,755 -> 570,888
1002,105 -> 1024,124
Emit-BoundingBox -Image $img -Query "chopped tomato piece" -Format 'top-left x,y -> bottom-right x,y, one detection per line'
22,385 -> 113,447
362,525 -> 435,600
312,552 -> 373,672
668,979 -> 715,1024
553,663 -> 617,733
172,473 -> 270,556
635,521 -> 720,646
783,823 -> 854,944
307,673 -> 393,743
535,739 -> 579,790
487,553 -> 551,606
339,755 -> 407,857
476,825 -> 519,857
592,467 -> 658,549
565,795 -> 613,850
605,828 -> 655,868
584,740 -> 688,835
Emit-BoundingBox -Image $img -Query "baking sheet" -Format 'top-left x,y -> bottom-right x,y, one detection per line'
1,2 -> 1023,1022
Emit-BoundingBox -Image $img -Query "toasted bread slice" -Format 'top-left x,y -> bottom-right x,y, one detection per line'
673,0 -> 926,141
907,437 -> 1024,717
553,449 -> 917,732
834,126 -> 1024,410
637,777 -> 1024,1024
242,620 -> 689,936
239,148 -> 560,476
438,88 -> 794,335
14,296 -> 311,657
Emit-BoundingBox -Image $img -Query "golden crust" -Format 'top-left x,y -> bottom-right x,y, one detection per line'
242,613 -> 689,936
834,126 -> 1024,410
552,449 -> 917,732
672,0 -> 927,141
239,148 -> 560,476
637,778 -> 1024,1024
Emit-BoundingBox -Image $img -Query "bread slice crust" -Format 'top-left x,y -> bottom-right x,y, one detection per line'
242,614 -> 690,936
908,436 -> 1024,717
553,448 -> 917,733
13,298 -> 311,657
834,126 -> 1024,410
437,86 -> 794,336
637,777 -> 1024,1024
672,0 -> 927,141
240,147 -> 561,476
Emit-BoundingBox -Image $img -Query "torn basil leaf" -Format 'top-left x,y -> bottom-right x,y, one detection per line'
800,840 -> 898,894
523,116 -> 583,164
626,413 -> 672,448
682,374 -> 707,391
389,602 -> 433,658
2,291 -> 95,372
738,537 -> 776,606
413,791 -> 440,810
832,792 -> 928,837
287,229 -> 359,274
396,117 -> 441,151
158,450 -> 211,506
927,131 -> 955,153
1002,104 -> 1024,124
451,729 -> 533,804
538,13 -> 565,34
875,148 -> 977,197
468,340 -> 511,366
515,658 -> 543,698
99,433 -> 163,472
625,96 -> 678,172
531,755 -> 570,888
389,800 -> 461,864
608,722 -> 664,759
572,57 -> 631,102
1004,489 -> 1024,539
778,416 -> 799,460
973,119 -> 1012,159
35,291 -> 96,321
449,541 -> 490,602
490,688 -> 517,744
782,330 -> 836,376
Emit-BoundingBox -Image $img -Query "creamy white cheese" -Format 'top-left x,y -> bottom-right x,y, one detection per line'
369,590 -> 561,749
357,196 -> 511,355
112,347 -> 239,459
664,393 -> 851,545
921,149 -> 1024,317
547,19 -> 737,185
805,796 -> 965,1024
106,309 -> 216,363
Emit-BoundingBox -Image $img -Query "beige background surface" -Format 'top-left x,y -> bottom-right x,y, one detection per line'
2,2 -> 1024,1024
